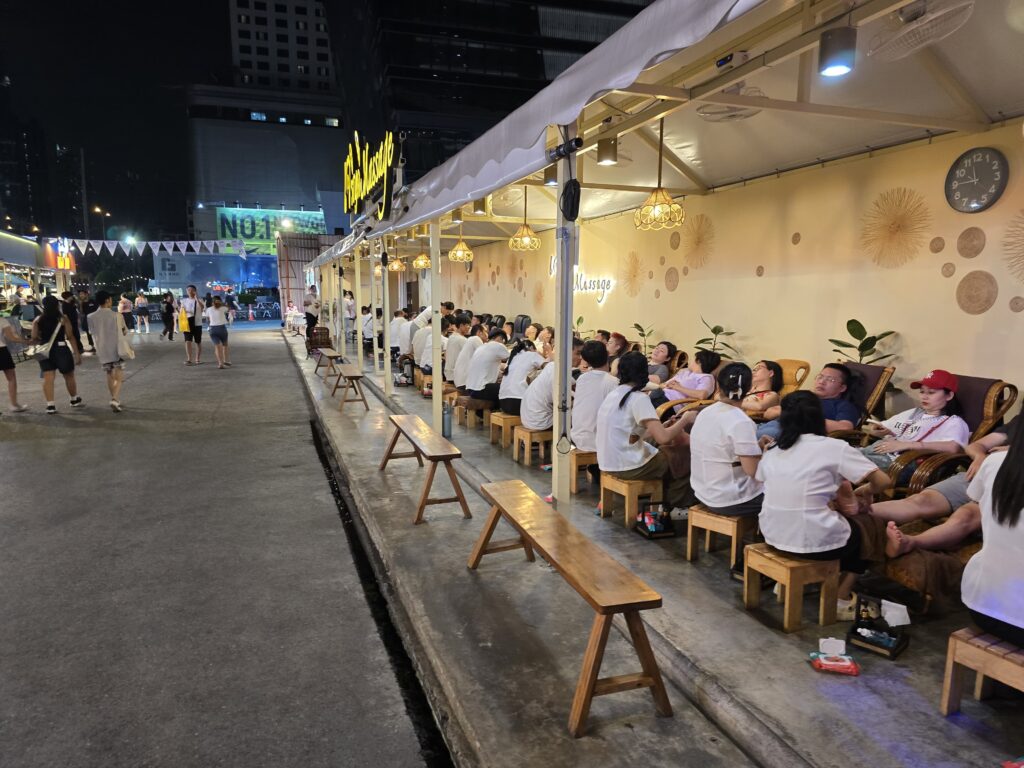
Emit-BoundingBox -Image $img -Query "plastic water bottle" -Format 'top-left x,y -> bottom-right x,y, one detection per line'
442,402 -> 452,439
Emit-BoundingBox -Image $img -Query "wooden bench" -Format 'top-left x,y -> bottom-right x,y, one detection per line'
329,364 -> 369,412
599,475 -> 663,528
941,627 -> 1024,715
468,479 -> 672,737
313,347 -> 344,377
512,425 -> 552,466
379,414 -> 472,524
489,412 -> 521,448
455,396 -> 491,429
743,543 -> 839,633
569,449 -> 598,494
686,504 -> 759,570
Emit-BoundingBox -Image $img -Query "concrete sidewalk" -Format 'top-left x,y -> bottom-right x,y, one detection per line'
0,328 -> 428,768
297,335 -> 1024,768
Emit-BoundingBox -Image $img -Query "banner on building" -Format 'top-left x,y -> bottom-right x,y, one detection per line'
214,207 -> 326,258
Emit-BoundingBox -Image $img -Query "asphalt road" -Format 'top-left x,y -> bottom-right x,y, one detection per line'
0,325 -> 427,768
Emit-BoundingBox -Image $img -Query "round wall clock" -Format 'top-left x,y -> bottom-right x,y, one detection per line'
945,147 -> 1009,213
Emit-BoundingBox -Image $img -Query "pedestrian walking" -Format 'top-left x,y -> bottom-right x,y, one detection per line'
134,293 -> 151,334
77,289 -> 97,352
225,290 -> 238,326
160,292 -> 176,340
88,290 -> 132,412
180,284 -> 205,365
26,295 -> 82,414
343,290 -> 356,343
0,317 -> 29,414
60,291 -> 82,352
118,293 -> 135,332
204,296 -> 232,369
303,285 -> 320,337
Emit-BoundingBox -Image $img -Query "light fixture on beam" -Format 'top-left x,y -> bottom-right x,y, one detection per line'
543,165 -> 558,186
405,229 -> 417,242
447,226 -> 474,263
417,223 -> 430,238
412,251 -> 431,270
451,207 -> 464,225
634,118 -> 684,231
819,25 -> 857,77
508,186 -> 541,252
373,263 -> 383,277
596,137 -> 618,166
471,196 -> 488,216
387,257 -> 406,272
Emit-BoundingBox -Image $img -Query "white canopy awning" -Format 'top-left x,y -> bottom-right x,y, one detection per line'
385,0 -> 766,236
307,230 -> 366,272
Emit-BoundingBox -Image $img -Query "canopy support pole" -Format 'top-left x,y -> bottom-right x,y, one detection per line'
353,248 -> 364,371
382,243 -> 393,396
430,219 -> 443,433
370,242 -> 381,374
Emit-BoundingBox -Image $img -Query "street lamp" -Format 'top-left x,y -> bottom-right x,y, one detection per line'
126,236 -> 138,293
92,206 -> 112,239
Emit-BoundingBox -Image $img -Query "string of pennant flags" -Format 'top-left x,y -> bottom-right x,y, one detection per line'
69,239 -> 248,257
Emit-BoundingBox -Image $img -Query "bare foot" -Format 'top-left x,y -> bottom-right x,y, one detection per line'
885,520 -> 913,558
854,485 -> 874,515
835,480 -> 859,516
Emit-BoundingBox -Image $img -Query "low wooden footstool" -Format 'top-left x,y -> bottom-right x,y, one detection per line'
686,504 -> 759,569
455,396 -> 491,429
512,425 -> 552,466
599,475 -> 663,528
569,449 -> 597,493
489,412 -> 521,448
413,367 -> 424,390
743,543 -> 839,633
940,627 -> 1024,715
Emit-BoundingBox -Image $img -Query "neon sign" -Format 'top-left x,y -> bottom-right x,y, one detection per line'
344,130 -> 395,221
573,267 -> 614,304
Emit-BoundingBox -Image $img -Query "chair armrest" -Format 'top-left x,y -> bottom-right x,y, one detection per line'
887,449 -> 941,488
829,429 -> 872,447
907,452 -> 972,496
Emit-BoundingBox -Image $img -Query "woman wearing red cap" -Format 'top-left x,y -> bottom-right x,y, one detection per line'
860,369 -> 970,477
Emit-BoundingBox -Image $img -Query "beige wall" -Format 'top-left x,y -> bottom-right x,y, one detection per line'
444,123 -> 1024,413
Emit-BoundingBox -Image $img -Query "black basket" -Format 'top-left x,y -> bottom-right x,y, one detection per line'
633,500 -> 678,539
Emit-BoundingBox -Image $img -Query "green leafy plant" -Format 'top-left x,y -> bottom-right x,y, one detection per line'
573,315 -> 594,339
695,316 -> 737,360
632,323 -> 655,354
829,319 -> 895,364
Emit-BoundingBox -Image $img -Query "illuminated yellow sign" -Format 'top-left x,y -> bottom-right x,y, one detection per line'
344,130 -> 395,221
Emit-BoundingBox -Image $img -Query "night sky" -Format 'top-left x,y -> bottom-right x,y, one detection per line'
0,0 -> 231,238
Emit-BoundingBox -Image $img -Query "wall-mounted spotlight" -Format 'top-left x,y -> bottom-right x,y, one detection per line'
819,25 -> 857,77
451,207 -> 464,225
596,137 -> 618,166
472,197 -> 488,216
543,165 -> 558,186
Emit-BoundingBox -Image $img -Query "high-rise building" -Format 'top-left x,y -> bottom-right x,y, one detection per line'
327,0 -> 651,180
0,68 -> 52,237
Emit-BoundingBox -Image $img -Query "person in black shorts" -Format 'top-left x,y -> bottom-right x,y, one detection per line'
25,295 -> 83,414
180,284 -> 206,365
1,319 -> 29,414
77,289 -> 97,352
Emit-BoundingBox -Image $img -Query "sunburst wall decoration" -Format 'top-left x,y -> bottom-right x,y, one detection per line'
1003,211 -> 1024,283
532,279 -> 545,309
860,187 -> 932,268
619,250 -> 645,297
682,213 -> 715,269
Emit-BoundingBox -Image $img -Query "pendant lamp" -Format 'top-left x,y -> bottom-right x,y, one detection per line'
373,263 -> 383,277
387,258 -> 406,272
448,226 -> 474,263
634,118 -> 684,231
412,251 -> 431,270
508,186 -> 541,251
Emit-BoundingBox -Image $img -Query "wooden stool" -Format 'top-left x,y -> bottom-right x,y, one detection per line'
489,412 -> 521,448
512,425 -> 552,466
599,475 -> 663,528
455,396 -> 492,429
329,364 -> 369,412
569,449 -> 597,494
443,389 -> 459,407
413,367 -> 424,390
743,543 -> 839,633
940,627 -> 1024,715
686,504 -> 759,569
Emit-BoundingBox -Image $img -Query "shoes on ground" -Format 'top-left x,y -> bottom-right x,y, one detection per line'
110,400 -> 123,413
46,405 -> 57,415
69,397 -> 83,408
184,360 -> 193,365
9,404 -> 28,412
836,598 -> 857,622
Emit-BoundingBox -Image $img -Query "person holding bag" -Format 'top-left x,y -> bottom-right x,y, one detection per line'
0,317 -> 30,414
25,295 -> 82,415
88,290 -> 131,412
179,285 -> 205,365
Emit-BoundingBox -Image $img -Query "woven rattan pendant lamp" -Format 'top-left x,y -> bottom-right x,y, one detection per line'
412,250 -> 431,270
508,186 -> 541,251
634,118 -> 684,231
448,225 -> 474,263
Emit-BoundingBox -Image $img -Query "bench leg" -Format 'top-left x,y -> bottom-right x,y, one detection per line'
570,457 -> 579,494
413,461 -> 440,525
355,380 -> 369,411
569,613 -> 612,738
974,673 -> 995,701
468,506 -> 502,570
490,421 -> 499,445
379,427 -> 402,471
599,483 -> 611,519
502,424 -> 513,449
783,580 -> 804,633
624,611 -> 672,718
685,519 -> 699,562
705,529 -> 714,553
329,373 -> 343,397
819,572 -> 838,626
512,433 -> 521,464
624,493 -> 641,528
743,558 -> 761,610
940,642 -> 965,716
442,460 -> 473,520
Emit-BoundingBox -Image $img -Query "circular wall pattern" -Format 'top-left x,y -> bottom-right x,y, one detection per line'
957,227 -> 986,259
1011,297 -> 1024,313
683,266 -> 690,276
648,270 -> 654,279
1003,212 -> 1024,282
659,255 -> 666,266
517,277 -> 523,292
941,262 -> 956,278
620,250 -> 645,297
756,266 -> 765,277
930,237 -> 945,253
682,213 -> 715,268
860,187 -> 932,268
956,270 -> 998,315
664,267 -> 679,292
496,265 -> 501,276
669,232 -> 681,250
655,289 -> 661,299
791,232 -> 801,245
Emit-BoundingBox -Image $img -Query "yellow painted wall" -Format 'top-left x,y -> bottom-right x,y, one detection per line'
445,124 -> 1024,412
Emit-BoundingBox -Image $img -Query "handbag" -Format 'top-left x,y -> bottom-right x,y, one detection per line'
33,318 -> 63,358
117,314 -> 136,360
178,307 -> 190,332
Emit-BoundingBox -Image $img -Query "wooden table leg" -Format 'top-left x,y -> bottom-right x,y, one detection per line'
624,611 -> 672,717
569,613 -> 612,738
413,461 -> 440,524
443,460 -> 473,519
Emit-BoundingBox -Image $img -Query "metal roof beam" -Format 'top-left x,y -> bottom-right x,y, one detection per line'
634,126 -> 709,192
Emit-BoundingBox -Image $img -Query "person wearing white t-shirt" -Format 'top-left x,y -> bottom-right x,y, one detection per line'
180,285 -> 205,365
418,316 -> 448,374
690,363 -> 764,518
203,297 -> 232,369
595,352 -> 694,511
465,328 -> 509,408
388,310 -> 408,359
411,323 -> 431,366
498,339 -> 545,415
0,316 -> 29,414
443,314 -> 471,382
571,341 -> 618,484
960,426 -> 1024,646
860,369 -> 969,475
521,355 -> 556,430
755,390 -> 893,618
360,306 -> 374,353
453,325 -> 486,392
343,291 -> 356,342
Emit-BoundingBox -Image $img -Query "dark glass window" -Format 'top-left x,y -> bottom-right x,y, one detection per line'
239,59 -> 253,68
277,63 -> 289,72
255,15 -> 267,25
274,3 -> 286,11
296,4 -> 307,13
257,60 -> 269,70
296,20 -> 308,30
237,13 -> 249,22
239,29 -> 251,38
256,46 -> 268,55
296,35 -> 308,44
316,52 -> 328,62
277,48 -> 288,57
258,75 -> 270,85
239,44 -> 252,53
315,37 -> 327,47
276,18 -> 287,27
254,0 -> 266,9
297,50 -> 309,60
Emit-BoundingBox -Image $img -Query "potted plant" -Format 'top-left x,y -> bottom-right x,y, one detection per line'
828,319 -> 895,364
695,317 -> 738,360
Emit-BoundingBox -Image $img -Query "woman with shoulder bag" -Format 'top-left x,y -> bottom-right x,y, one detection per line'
26,295 -> 82,414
